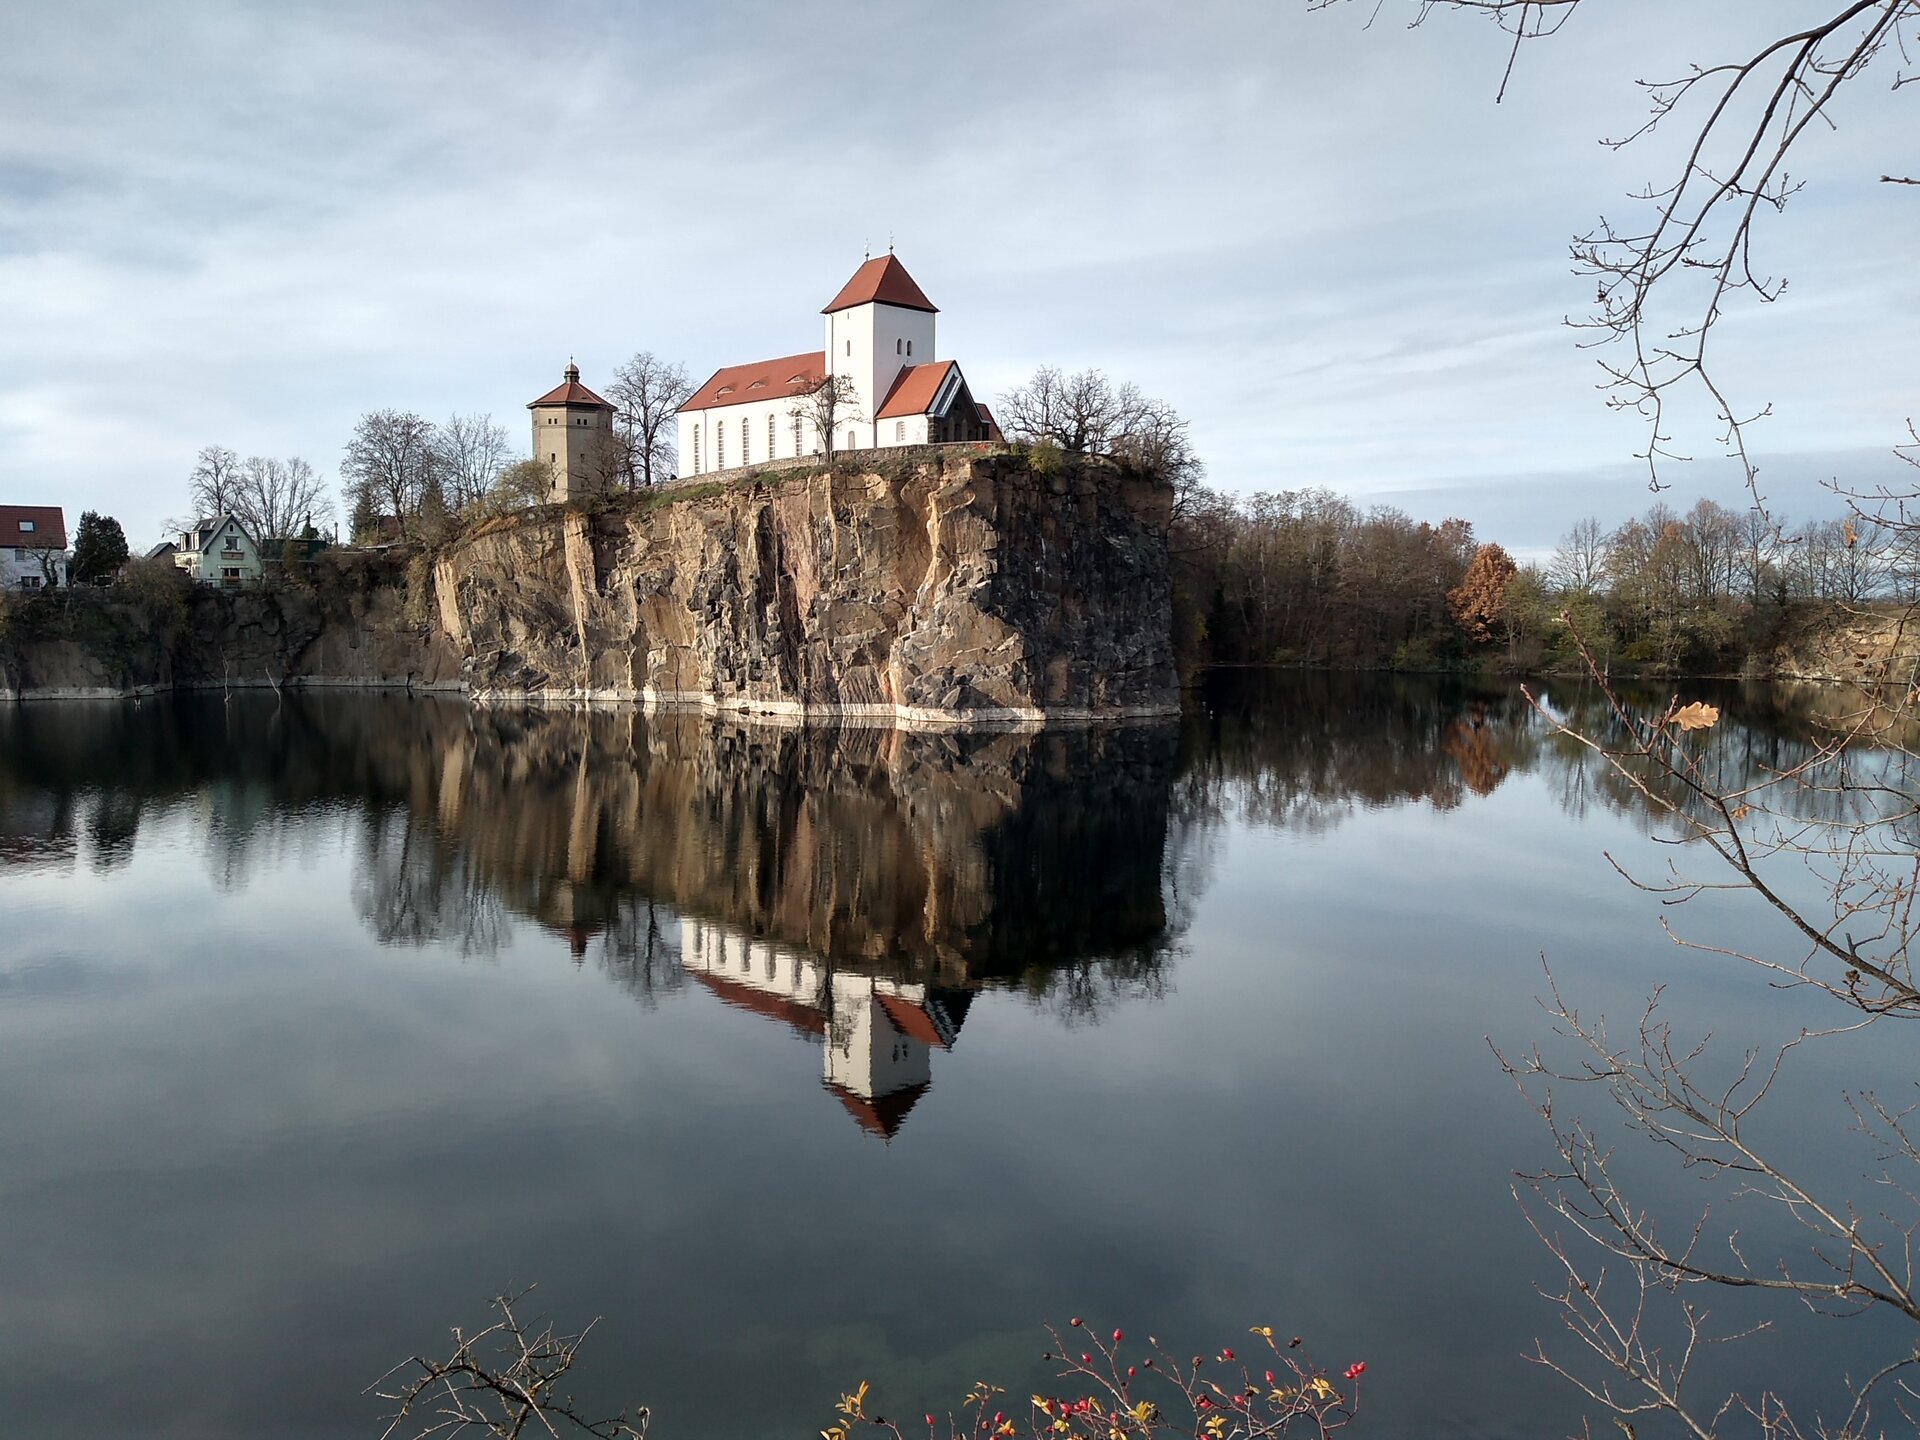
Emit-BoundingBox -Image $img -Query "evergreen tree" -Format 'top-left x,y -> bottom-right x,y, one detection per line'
70,511 -> 129,585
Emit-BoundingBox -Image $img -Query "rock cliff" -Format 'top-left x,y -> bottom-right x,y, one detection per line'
438,449 -> 1176,722
0,449 -> 1176,724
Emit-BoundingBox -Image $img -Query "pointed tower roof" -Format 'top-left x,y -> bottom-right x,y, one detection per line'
822,254 -> 938,315
528,361 -> 612,409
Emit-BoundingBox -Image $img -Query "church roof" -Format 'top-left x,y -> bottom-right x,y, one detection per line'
528,363 -> 611,410
825,1079 -> 930,1139
873,360 -> 960,419
821,254 -> 938,316
681,350 -> 827,413
875,992 -> 952,1050
690,968 -> 829,1038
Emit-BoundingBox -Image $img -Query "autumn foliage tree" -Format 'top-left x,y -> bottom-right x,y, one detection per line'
1447,543 -> 1517,645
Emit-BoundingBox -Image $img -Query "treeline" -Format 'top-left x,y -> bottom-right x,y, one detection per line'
1171,487 -> 1920,676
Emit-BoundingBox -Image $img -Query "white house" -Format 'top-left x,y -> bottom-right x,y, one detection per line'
676,254 -> 1001,478
0,506 -> 69,589
173,514 -> 262,588
680,916 -> 969,1139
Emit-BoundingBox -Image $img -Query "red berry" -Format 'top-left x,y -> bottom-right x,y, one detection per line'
1221,1348 -> 1235,1362
1112,1329 -> 1123,1343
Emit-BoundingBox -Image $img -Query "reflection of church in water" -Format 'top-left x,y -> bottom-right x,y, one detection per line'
682,918 -> 974,1140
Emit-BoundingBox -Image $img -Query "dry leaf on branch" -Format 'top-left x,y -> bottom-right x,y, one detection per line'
1671,702 -> 1721,732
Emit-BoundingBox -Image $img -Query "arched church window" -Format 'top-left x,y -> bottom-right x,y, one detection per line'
716,427 -> 724,467
741,417 -> 750,463
895,421 -> 905,442
906,340 -> 912,356
692,429 -> 700,472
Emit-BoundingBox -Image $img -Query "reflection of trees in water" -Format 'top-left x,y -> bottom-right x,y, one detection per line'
1175,672 -> 1543,835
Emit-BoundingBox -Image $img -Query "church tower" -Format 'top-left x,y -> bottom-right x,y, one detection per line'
821,254 -> 938,451
527,362 -> 616,503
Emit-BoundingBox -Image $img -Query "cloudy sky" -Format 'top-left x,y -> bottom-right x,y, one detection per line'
2,0 -> 1912,557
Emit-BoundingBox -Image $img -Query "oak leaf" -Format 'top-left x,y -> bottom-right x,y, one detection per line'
1672,702 -> 1720,731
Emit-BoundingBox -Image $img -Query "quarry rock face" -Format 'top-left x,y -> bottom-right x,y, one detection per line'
436,451 -> 1178,723
0,450 -> 1178,725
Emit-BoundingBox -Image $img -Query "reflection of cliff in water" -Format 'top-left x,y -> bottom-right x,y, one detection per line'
402,709 -> 1183,998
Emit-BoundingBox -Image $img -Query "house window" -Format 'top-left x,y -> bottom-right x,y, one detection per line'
12,547 -> 23,560
895,421 -> 905,441
19,575 -> 39,589
224,536 -> 240,552
741,417 -> 750,464
768,414 -> 776,457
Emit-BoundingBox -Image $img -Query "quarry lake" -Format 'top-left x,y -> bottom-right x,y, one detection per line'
0,673 -> 1904,1439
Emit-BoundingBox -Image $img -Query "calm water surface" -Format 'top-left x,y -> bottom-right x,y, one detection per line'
0,674 -> 1905,1438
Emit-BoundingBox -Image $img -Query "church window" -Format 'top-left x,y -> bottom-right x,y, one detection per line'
896,339 -> 902,355
716,427 -> 724,467
895,421 -> 905,442
845,428 -> 856,451
692,429 -> 700,472
768,414 -> 777,456
793,416 -> 803,453
845,340 -> 851,356
741,417 -> 750,463
906,340 -> 913,356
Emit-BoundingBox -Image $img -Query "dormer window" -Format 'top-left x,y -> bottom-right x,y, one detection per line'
17,520 -> 33,533
717,385 -> 734,397
748,380 -> 766,390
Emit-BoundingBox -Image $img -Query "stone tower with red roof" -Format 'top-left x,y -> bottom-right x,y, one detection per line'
527,362 -> 616,503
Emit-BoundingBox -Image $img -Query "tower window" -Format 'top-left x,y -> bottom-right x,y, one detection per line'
906,340 -> 912,356
896,339 -> 902,354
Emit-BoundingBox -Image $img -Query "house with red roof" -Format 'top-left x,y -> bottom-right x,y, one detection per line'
676,254 -> 1001,478
0,507 -> 69,589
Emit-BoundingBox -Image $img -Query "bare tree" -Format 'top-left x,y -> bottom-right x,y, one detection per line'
607,353 -> 693,488
342,410 -> 440,540
436,414 -> 513,512
370,1290 -> 648,1440
1548,516 -> 1608,594
1001,366 -> 1203,486
1311,0 -> 1920,498
188,444 -> 243,522
791,375 -> 864,462
230,455 -> 331,542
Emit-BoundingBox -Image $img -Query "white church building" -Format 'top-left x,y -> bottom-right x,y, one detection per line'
676,253 -> 1000,477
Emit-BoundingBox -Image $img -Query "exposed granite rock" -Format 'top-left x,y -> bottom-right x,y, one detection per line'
438,450 -> 1178,723
0,449 -> 1176,724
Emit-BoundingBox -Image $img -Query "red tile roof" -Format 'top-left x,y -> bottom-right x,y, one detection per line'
681,350 -> 827,414
691,968 -> 828,1038
528,363 -> 611,410
873,361 -> 957,420
876,992 -> 951,1049
825,1080 -> 929,1139
0,506 -> 67,549
822,255 -> 938,316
